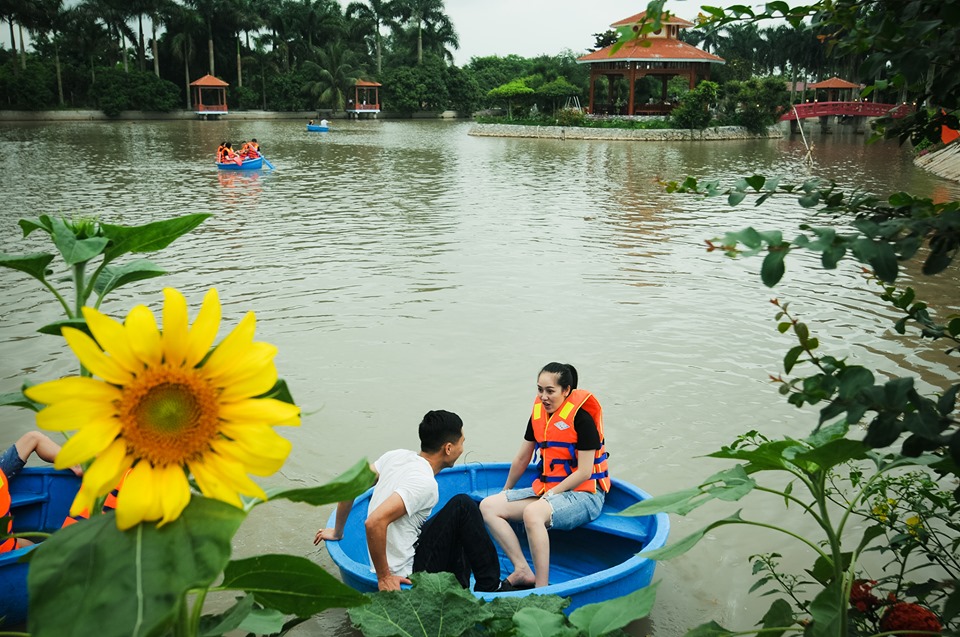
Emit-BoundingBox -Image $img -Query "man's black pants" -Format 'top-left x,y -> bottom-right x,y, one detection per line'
412,494 -> 501,592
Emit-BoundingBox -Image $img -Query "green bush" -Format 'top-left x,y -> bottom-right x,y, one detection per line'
556,107 -> 586,126
670,80 -> 719,130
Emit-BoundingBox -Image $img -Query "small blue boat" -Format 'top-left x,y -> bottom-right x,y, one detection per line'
1,468 -> 81,627
216,157 -> 263,170
325,462 -> 668,613
306,124 -> 329,132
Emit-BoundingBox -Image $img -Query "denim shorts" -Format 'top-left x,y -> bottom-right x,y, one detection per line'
0,444 -> 25,480
503,486 -> 605,531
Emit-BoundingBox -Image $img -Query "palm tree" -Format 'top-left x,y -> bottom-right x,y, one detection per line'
186,0 -> 224,75
62,4 -> 111,84
0,0 -> 22,74
246,34 -> 279,108
168,4 -> 204,108
392,0 -> 454,64
345,0 -> 396,74
31,0 -> 68,104
300,40 -> 363,110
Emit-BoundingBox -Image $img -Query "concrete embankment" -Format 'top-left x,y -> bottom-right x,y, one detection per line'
468,122 -> 782,141
914,141 -> 960,184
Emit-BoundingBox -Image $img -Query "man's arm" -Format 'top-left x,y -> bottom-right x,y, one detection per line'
314,462 -> 378,544
364,492 -> 410,591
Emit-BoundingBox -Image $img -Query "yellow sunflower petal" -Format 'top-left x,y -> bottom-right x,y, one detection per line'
203,342 -> 277,386
126,305 -> 162,367
217,365 -> 278,403
82,307 -> 143,375
63,327 -> 133,385
155,464 -> 191,526
218,398 -> 301,426
200,454 -> 268,501
162,288 -> 190,367
185,288 -> 221,369
70,487 -> 97,518
203,312 -> 257,378
25,376 -> 121,405
211,429 -> 291,476
116,462 -> 162,530
55,418 -> 122,468
81,439 -> 132,497
36,399 -> 118,432
190,459 -> 244,507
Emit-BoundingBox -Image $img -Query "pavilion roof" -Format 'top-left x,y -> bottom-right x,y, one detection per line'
610,11 -> 695,29
190,74 -> 229,87
809,76 -> 860,89
356,79 -> 382,87
578,37 -> 725,64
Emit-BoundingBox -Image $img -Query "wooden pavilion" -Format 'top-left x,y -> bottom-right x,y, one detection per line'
346,80 -> 381,118
809,76 -> 861,102
190,74 -> 229,119
577,12 -> 725,116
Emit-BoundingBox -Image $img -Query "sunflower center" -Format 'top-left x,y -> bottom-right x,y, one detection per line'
118,366 -> 221,466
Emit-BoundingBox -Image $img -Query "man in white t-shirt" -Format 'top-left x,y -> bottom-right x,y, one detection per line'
315,410 -> 510,593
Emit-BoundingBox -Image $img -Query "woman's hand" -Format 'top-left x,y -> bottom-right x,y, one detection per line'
377,574 -> 411,591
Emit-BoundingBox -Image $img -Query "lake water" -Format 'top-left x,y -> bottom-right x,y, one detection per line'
1,119 -> 958,635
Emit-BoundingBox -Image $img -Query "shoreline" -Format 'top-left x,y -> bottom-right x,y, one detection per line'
468,122 -> 784,142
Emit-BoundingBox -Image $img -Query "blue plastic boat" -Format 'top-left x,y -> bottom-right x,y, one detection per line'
0,468 -> 81,627
306,124 -> 329,132
325,462 -> 668,613
216,156 -> 263,170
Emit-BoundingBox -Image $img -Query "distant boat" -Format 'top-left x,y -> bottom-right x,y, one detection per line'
0,468 -> 81,627
325,462 -> 668,613
307,124 -> 329,132
216,156 -> 263,170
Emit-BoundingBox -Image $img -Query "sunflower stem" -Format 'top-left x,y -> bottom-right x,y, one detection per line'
72,261 -> 87,317
189,588 -> 208,637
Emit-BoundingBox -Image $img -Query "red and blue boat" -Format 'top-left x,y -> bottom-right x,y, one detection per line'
216,156 -> 263,170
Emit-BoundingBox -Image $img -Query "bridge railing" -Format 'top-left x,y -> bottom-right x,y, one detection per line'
780,101 -> 913,120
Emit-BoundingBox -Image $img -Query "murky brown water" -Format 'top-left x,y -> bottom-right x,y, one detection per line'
1,119 -> 958,635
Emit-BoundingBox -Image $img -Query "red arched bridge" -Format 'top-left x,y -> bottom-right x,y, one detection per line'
780,101 -> 914,121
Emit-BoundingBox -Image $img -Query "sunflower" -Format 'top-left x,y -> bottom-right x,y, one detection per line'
25,288 -> 300,530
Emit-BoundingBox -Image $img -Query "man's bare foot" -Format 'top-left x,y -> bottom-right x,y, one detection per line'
505,570 -> 536,589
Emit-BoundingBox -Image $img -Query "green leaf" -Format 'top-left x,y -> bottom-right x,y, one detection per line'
220,554 -> 367,616
871,242 -> 899,283
790,439 -> 868,471
837,366 -> 874,400
616,488 -> 703,517
0,391 -> 42,411
18,215 -> 53,237
50,216 -> 110,265
684,620 -> 736,636
798,192 -> 820,208
761,248 -> 787,287
101,214 -> 211,263
93,259 -> 167,298
513,607 -> 580,637
268,458 -> 376,505
348,572 -> 491,637
236,607 -> 286,635
568,580 -> 660,636
199,594 -> 255,637
28,497 -> 246,637
744,175 -> 765,191
783,345 -> 804,374
806,579 -> 844,637
259,378 -> 296,404
728,190 -> 747,206
487,595 -> 570,636
758,598 -> 794,637
641,512 -> 745,560
0,252 -> 55,283
947,318 -> 960,337
37,317 -> 91,337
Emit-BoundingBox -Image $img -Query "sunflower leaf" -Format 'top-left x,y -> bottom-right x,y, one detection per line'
50,216 -> 110,265
93,259 -> 167,298
0,251 -> 55,283
100,213 -> 211,264
28,497 -> 245,637
569,580 -> 660,636
220,554 -> 368,616
267,458 -> 376,506
0,390 -> 42,411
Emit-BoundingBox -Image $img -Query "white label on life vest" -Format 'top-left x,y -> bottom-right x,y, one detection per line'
554,421 -> 570,430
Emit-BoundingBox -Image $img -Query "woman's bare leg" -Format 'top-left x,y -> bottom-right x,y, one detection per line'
522,499 -> 553,588
479,493 -> 536,586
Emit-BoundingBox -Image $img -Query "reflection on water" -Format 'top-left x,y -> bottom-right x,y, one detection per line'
1,120 -> 958,635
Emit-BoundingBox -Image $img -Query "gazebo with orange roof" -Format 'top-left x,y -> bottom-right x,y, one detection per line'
809,76 -> 860,102
578,12 -> 725,116
190,74 -> 229,119
347,80 -> 381,118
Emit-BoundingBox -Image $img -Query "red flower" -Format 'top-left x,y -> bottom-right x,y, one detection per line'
879,603 -> 942,637
850,579 -> 881,612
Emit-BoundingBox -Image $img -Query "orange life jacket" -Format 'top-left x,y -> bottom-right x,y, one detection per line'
217,145 -> 226,162
62,471 -> 126,527
530,389 -> 610,495
1,468 -> 16,552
